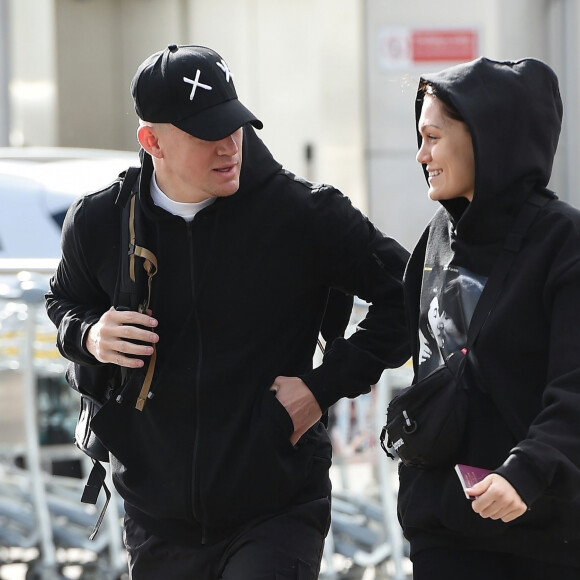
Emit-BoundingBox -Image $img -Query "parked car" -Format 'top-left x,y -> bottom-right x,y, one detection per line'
0,147 -> 139,450
0,146 -> 139,259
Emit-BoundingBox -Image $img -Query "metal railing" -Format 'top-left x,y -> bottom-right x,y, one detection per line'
0,262 -> 127,579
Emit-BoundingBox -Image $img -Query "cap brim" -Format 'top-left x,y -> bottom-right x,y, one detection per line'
174,99 -> 263,141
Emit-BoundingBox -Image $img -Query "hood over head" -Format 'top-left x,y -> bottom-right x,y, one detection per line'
416,57 -> 562,246
237,125 -> 283,196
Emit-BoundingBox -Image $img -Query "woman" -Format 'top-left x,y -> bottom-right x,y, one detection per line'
398,57 -> 580,579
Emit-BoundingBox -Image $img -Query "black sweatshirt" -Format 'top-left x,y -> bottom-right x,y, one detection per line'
399,57 -> 580,565
46,127 -> 410,544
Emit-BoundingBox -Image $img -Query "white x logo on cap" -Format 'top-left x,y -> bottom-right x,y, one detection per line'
216,59 -> 233,82
183,69 -> 213,101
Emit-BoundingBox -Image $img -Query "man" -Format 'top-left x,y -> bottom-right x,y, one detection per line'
46,44 -> 410,579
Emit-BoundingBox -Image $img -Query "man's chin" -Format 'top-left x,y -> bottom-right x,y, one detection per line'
215,184 -> 240,198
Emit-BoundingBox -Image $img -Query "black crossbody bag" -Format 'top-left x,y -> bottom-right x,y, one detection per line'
380,192 -> 550,469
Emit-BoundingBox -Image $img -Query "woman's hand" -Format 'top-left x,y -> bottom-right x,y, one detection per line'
467,473 -> 528,523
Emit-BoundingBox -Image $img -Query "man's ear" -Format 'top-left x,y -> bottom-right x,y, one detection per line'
137,125 -> 163,158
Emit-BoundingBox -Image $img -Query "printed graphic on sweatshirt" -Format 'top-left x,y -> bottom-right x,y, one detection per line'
418,265 -> 487,378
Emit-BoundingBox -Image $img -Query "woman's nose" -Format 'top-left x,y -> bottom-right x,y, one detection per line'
416,141 -> 430,164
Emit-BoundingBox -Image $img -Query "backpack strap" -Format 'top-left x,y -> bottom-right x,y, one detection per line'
81,459 -> 111,541
128,194 -> 158,313
81,166 -> 156,539
115,166 -> 142,308
465,191 -> 550,349
115,167 -> 158,315
114,167 -> 158,411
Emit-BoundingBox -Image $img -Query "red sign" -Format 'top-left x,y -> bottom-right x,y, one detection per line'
411,30 -> 478,63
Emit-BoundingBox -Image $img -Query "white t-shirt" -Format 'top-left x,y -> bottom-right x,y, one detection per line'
150,171 -> 215,222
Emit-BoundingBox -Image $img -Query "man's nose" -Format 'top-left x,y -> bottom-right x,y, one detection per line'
217,134 -> 239,154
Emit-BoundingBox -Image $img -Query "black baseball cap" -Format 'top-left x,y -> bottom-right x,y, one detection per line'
131,44 -> 263,141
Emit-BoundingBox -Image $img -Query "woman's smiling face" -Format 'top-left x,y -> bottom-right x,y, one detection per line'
416,93 -> 475,203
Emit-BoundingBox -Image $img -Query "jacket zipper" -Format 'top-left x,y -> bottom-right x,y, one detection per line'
187,220 -> 207,544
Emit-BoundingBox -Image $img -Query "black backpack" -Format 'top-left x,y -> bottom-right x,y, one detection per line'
67,166 -> 158,539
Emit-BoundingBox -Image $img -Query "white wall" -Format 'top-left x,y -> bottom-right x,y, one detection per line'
0,0 -> 9,145
363,0 -> 577,251
187,0 -> 366,209
53,0 -> 189,151
8,0 -> 57,146
5,0 -> 579,229
8,0 -> 366,209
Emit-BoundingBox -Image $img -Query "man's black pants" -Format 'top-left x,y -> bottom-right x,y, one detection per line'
123,497 -> 331,579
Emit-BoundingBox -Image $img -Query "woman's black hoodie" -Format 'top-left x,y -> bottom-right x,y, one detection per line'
400,57 -> 580,565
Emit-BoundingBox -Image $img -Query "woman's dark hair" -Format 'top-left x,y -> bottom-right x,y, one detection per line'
418,81 -> 464,123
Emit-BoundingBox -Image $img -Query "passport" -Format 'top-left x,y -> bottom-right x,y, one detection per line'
455,463 -> 491,499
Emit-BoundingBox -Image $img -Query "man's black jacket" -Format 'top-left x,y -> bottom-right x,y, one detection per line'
46,127 -> 410,543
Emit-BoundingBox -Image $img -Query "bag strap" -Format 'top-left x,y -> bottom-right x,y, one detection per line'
115,166 -> 142,308
465,191 -> 550,349
117,168 -> 158,312
81,459 -> 112,540
113,166 -> 158,410
81,166 -> 156,539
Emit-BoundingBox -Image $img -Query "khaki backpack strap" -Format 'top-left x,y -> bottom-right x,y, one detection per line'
133,249 -> 158,411
127,192 -> 159,411
135,347 -> 157,412
134,248 -> 158,411
121,169 -> 159,411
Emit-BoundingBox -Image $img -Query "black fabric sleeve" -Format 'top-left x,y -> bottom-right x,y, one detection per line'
45,189 -> 120,365
299,186 -> 411,411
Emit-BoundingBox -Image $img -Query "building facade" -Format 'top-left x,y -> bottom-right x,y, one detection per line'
2,0 -> 578,247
